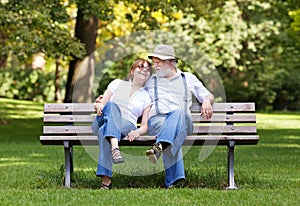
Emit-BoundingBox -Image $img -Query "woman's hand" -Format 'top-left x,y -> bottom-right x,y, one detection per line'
128,130 -> 140,142
94,103 -> 104,116
94,95 -> 104,116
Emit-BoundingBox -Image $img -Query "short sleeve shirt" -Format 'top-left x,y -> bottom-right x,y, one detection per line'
107,79 -> 151,126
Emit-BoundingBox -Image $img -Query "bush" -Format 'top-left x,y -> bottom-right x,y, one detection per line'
0,67 -> 55,101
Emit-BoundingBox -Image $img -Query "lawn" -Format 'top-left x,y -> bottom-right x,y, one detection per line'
0,97 -> 299,205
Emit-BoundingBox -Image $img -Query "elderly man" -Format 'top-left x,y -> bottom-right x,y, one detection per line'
145,44 -> 214,189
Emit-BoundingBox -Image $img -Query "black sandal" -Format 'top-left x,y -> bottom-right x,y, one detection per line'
112,148 -> 124,164
100,183 -> 112,190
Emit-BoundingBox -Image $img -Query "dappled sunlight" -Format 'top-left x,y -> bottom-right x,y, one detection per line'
28,153 -> 46,158
75,167 -> 95,172
259,143 -> 300,149
0,157 -> 29,167
283,136 -> 300,140
0,162 -> 29,167
257,113 -> 300,130
0,98 -> 43,119
0,157 -> 23,162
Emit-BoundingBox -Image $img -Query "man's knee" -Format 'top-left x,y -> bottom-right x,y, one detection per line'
148,115 -> 166,135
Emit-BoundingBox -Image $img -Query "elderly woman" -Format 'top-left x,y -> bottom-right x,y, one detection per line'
92,59 -> 152,189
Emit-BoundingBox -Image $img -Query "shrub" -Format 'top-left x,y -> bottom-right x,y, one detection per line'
0,67 -> 55,101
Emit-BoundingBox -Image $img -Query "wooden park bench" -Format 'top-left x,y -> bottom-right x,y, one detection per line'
40,102 -> 259,189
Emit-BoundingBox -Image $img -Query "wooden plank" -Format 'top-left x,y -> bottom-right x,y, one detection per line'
191,114 -> 256,123
44,115 -> 95,123
43,126 -> 93,134
192,125 -> 257,134
40,135 -> 259,146
191,102 -> 255,112
44,103 -> 95,113
44,113 -> 256,124
43,125 -> 257,135
44,102 -> 256,113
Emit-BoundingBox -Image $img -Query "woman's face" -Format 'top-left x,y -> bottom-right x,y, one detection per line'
131,61 -> 152,82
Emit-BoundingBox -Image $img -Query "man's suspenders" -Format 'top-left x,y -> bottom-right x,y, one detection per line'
154,73 -> 188,114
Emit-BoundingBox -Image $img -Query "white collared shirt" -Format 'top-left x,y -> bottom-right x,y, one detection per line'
108,79 -> 151,126
145,69 -> 211,117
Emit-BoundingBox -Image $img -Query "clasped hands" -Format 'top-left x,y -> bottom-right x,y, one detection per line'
94,95 -> 104,116
94,95 -> 139,142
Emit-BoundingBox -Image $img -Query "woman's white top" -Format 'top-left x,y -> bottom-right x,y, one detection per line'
107,79 -> 151,126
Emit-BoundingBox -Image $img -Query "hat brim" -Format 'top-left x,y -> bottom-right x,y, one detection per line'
148,53 -> 178,62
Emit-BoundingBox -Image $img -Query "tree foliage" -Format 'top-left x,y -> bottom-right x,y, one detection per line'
0,0 -> 299,110
0,0 -> 86,63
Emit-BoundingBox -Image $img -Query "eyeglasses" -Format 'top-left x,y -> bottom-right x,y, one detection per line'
153,59 -> 162,65
137,65 -> 152,72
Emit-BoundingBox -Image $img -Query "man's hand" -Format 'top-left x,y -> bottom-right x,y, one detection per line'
201,99 -> 213,119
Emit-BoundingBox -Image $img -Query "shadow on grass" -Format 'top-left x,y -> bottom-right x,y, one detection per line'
257,128 -> 300,145
0,118 -> 43,142
35,166 -> 232,190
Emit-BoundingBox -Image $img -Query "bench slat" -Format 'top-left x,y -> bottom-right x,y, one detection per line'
44,115 -> 95,123
43,114 -> 256,123
193,125 -> 257,134
40,135 -> 259,146
44,103 -> 95,113
191,102 -> 255,112
191,114 -> 256,123
43,125 -> 257,135
44,102 -> 255,113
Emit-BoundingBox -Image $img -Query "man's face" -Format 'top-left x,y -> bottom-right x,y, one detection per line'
152,57 -> 174,78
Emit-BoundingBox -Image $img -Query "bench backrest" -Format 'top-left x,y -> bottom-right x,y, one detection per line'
41,102 -> 258,146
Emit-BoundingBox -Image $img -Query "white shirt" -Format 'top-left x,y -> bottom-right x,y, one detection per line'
145,69 -> 211,117
108,79 -> 151,126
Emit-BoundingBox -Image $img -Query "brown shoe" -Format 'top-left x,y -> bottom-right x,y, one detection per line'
112,148 -> 124,164
146,143 -> 162,164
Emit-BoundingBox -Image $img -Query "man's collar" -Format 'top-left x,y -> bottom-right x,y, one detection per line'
150,68 -> 183,80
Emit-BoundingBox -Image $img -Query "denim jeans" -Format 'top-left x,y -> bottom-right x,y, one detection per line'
92,102 -> 136,177
148,109 -> 193,188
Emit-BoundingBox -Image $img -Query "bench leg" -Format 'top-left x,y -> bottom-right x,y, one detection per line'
64,141 -> 73,188
226,140 -> 238,190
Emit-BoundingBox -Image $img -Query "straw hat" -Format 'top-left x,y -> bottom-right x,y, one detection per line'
148,44 -> 177,61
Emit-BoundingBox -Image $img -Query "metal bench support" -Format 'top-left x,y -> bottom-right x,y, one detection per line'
226,140 -> 238,190
63,141 -> 73,188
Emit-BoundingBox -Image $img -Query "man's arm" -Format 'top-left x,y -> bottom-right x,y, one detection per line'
185,72 -> 214,119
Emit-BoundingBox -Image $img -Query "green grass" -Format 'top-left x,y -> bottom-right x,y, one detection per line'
0,97 -> 299,205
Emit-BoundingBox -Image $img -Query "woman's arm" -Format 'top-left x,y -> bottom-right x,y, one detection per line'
127,105 -> 151,142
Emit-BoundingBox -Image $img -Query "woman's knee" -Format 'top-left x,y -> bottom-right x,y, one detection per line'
103,101 -> 118,111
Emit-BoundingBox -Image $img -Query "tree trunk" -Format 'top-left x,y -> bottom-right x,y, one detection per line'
54,59 -> 62,102
0,31 -> 8,68
64,9 -> 98,103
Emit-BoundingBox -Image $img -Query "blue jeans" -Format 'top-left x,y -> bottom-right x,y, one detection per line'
148,109 -> 193,188
92,102 -> 136,178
